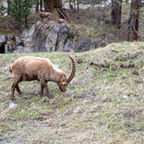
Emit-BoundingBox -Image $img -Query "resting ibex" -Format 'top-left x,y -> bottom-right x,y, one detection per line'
9,56 -> 76,101
38,11 -> 51,22
58,19 -> 68,24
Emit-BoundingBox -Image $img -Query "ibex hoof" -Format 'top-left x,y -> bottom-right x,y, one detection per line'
48,94 -> 54,99
11,97 -> 16,102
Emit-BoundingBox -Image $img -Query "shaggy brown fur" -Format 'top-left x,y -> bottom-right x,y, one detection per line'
9,56 -> 76,101
38,11 -> 51,22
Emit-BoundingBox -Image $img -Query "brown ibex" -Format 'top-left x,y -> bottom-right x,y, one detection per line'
58,19 -> 68,24
9,56 -> 76,101
38,11 -> 51,22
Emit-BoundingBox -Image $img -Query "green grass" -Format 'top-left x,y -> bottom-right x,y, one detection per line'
0,42 -> 144,143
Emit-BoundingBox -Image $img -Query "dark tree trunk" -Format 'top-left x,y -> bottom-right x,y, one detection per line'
127,0 -> 141,41
76,0 -> 79,19
18,2 -> 21,31
50,0 -> 52,11
74,0 -> 76,9
25,15 -> 28,28
24,0 -> 28,28
77,0 -> 79,12
111,0 -> 122,29
36,0 -> 39,13
40,0 -> 43,11
43,0 -> 49,11
7,0 -> 10,15
126,0 -> 129,4
69,0 -> 73,9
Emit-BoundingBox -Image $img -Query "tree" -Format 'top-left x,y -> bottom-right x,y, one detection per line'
0,0 -> 6,16
40,0 -> 43,11
23,0 -> 33,28
9,0 -> 24,30
111,0 -> 122,29
126,0 -> 129,4
127,0 -> 141,41
7,0 -> 10,15
36,0 -> 39,12
43,0 -> 50,11
9,0 -> 34,30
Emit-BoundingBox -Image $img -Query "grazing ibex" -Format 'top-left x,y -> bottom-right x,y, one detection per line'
9,56 -> 76,101
38,11 -> 51,22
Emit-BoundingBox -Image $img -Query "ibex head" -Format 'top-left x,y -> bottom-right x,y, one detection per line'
58,56 -> 76,92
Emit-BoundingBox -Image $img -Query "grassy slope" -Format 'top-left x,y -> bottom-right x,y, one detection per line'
0,42 -> 144,144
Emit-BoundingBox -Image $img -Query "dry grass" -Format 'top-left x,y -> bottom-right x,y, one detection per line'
0,42 -> 144,143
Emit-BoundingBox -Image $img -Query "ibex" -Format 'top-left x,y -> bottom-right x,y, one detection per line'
38,11 -> 51,22
9,56 -> 76,101
58,18 -> 68,24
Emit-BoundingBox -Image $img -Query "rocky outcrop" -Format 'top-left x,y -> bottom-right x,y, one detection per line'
0,21 -> 95,53
19,21 -> 95,52
0,34 -> 21,53
0,35 -> 5,45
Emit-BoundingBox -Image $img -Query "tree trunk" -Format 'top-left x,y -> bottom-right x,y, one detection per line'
43,0 -> 49,11
25,15 -> 28,28
127,0 -> 141,41
40,0 -> 43,11
77,0 -> 79,12
126,0 -> 129,4
111,0 -> 122,29
36,0 -> 39,13
74,0 -> 76,9
69,0 -> 73,9
76,0 -> 79,19
7,0 -> 10,15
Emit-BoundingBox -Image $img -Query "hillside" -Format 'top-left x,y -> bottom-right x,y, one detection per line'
0,42 -> 144,143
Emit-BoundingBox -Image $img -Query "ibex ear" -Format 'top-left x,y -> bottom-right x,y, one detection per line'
61,77 -> 65,82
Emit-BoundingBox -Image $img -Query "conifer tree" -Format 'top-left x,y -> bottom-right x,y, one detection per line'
9,0 -> 35,30
0,0 -> 6,16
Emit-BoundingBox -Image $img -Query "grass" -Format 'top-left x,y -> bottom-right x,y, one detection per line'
0,42 -> 144,143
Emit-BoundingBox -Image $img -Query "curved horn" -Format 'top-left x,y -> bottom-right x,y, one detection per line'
66,56 -> 76,83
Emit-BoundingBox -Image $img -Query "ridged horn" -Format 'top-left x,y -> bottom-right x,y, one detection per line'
66,56 -> 76,83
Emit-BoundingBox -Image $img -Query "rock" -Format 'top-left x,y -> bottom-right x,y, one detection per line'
45,29 -> 57,52
20,26 -> 35,39
4,45 -> 9,53
15,37 -> 21,46
43,119 -> 53,126
18,21 -> 95,52
20,30 -> 28,38
122,95 -> 128,99
15,46 -> 23,53
0,35 -> 5,46
0,35 -> 23,53
24,45 -> 34,53
7,35 -> 14,40
65,38 -> 95,52
132,70 -> 139,75
24,38 -> 32,46
56,23 -> 73,51
44,21 -> 55,28
28,24 -> 36,37
9,103 -> 17,109
0,103 -> 17,122
74,106 -> 79,113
